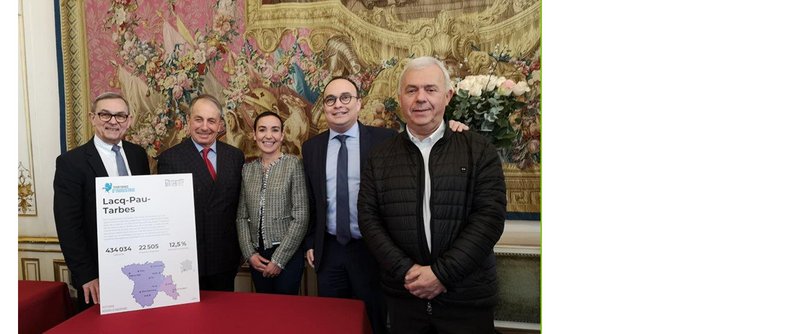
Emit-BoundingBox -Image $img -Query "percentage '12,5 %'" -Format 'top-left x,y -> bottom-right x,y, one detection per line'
169,241 -> 188,248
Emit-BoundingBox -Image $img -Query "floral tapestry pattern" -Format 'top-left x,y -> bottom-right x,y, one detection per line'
66,0 -> 541,213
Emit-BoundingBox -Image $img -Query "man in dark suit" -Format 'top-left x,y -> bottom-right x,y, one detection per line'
54,92 -> 150,312
303,77 -> 467,334
302,77 -> 394,334
157,94 -> 245,291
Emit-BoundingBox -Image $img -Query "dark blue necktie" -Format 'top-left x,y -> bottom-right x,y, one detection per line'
111,145 -> 128,176
335,134 -> 351,245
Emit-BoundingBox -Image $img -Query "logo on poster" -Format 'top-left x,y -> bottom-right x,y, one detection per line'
164,179 -> 185,187
101,183 -> 136,193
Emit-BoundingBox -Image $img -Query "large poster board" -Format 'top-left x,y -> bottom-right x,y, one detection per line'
96,174 -> 199,315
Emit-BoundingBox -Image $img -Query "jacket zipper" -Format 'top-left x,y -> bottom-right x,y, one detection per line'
412,141 -> 432,264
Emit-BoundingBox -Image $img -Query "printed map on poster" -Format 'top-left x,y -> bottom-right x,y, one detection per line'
96,174 -> 199,314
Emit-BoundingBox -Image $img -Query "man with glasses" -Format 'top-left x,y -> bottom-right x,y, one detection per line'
302,77 -> 468,334
54,92 -> 150,312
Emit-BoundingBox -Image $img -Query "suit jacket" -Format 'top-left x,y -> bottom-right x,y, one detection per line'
53,138 -> 150,288
302,122 -> 396,270
157,139 -> 245,276
235,155 -> 309,268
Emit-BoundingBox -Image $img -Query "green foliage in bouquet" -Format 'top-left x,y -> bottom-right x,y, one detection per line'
446,75 -> 531,149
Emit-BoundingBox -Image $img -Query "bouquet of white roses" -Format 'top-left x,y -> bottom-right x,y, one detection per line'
446,74 -> 531,149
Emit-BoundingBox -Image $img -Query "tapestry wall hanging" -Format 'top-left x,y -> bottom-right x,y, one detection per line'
58,0 -> 540,216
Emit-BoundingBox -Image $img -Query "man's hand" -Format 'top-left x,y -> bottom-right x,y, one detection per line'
82,278 -> 100,304
305,249 -> 315,268
404,264 -> 447,300
263,261 -> 282,278
447,120 -> 469,132
249,253 -> 270,274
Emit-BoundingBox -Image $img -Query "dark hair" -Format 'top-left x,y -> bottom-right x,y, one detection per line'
253,111 -> 283,130
92,92 -> 130,115
323,76 -> 361,97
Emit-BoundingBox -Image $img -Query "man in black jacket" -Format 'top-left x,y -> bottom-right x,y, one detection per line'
358,56 -> 507,333
54,92 -> 151,312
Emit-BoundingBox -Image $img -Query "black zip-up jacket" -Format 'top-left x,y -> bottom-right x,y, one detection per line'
358,126 -> 506,307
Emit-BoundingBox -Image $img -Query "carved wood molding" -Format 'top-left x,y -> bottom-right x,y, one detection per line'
503,163 -> 540,213
21,258 -> 41,280
59,0 -> 92,150
245,0 -> 539,64
18,236 -> 60,244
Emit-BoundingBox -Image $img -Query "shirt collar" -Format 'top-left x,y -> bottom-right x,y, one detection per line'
93,136 -> 122,152
407,120 -> 446,144
329,122 -> 360,141
191,138 -> 217,153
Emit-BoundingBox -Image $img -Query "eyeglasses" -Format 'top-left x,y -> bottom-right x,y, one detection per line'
323,94 -> 358,107
95,112 -> 130,123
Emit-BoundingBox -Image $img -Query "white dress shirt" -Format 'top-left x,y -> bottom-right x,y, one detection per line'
325,124 -> 362,238
191,139 -> 218,170
406,120 -> 446,251
93,136 -> 131,177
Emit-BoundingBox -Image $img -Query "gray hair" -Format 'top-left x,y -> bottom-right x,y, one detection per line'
189,94 -> 225,120
189,94 -> 227,131
397,56 -> 453,95
91,92 -> 130,115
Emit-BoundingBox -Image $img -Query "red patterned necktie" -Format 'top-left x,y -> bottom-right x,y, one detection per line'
202,147 -> 217,181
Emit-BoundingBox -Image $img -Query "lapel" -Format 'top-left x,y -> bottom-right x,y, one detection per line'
84,137 -> 109,178
121,140 -> 145,175
214,142 -> 228,182
315,130 -> 330,200
358,122 -> 371,166
183,139 -> 216,190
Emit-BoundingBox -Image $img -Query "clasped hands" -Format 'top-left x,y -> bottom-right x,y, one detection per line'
404,264 -> 447,300
249,253 -> 282,278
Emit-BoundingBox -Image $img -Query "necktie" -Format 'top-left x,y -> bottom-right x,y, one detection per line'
335,135 -> 351,245
202,147 -> 217,181
111,145 -> 128,176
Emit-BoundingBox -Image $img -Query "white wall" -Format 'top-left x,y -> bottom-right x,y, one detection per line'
19,0 -> 61,237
